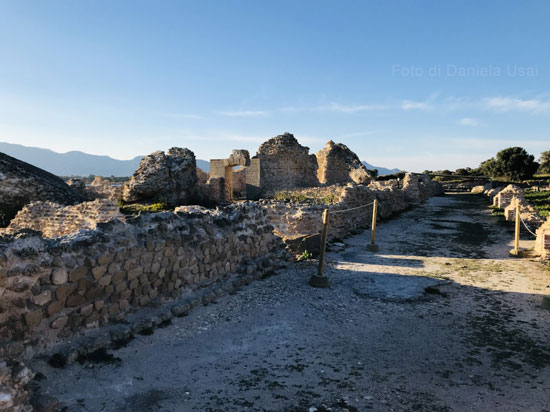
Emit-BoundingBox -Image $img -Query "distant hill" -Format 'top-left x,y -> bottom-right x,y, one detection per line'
0,142 -> 211,176
362,161 -> 401,176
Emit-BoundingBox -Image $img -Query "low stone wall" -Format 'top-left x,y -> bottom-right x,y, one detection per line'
493,184 -> 523,209
264,173 -> 443,246
503,196 -> 544,229
1,199 -> 124,238
535,218 -> 550,259
0,203 -> 284,359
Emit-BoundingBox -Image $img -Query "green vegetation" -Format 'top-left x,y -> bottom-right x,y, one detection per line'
478,147 -> 539,181
524,190 -> 550,218
298,250 -> 313,261
117,199 -> 171,215
538,151 -> 550,174
272,190 -> 339,205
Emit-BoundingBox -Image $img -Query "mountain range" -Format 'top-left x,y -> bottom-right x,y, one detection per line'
0,142 -> 399,177
0,142 -> 210,176
362,161 -> 401,176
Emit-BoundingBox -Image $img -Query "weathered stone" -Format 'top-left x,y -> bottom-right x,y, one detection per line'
316,140 -> 373,185
255,133 -> 319,193
80,304 -> 94,317
50,316 -> 68,329
25,308 -> 43,327
47,300 -> 64,317
91,265 -> 107,280
69,266 -> 88,282
122,147 -> 198,207
51,268 -> 68,285
32,290 -> 52,306
66,294 -> 86,308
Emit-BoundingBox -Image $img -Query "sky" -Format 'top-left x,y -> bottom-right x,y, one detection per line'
0,0 -> 549,172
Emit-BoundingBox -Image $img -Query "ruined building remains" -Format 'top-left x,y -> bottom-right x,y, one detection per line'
209,150 -> 260,202
316,140 -> 374,185
255,133 -> 319,194
122,147 -> 198,207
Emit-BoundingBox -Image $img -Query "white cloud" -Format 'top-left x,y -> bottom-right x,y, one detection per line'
315,103 -> 387,113
401,100 -> 433,111
217,110 -> 268,117
458,117 -> 480,126
160,112 -> 205,120
280,103 -> 387,113
482,97 -> 550,113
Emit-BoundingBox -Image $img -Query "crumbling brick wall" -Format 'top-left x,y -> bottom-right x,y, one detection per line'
1,199 -> 124,238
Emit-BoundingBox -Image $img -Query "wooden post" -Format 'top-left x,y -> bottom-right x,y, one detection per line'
510,199 -> 520,256
366,199 -> 380,252
371,199 -> 378,244
309,209 -> 329,287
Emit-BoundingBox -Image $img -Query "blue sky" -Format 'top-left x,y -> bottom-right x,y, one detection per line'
0,0 -> 549,171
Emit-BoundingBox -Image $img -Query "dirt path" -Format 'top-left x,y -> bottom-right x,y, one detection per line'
31,194 -> 550,412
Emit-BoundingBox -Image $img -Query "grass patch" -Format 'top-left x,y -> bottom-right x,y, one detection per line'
272,190 -> 340,205
118,199 -> 171,215
524,190 -> 550,218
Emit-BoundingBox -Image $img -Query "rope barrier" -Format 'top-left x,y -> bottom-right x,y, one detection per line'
329,201 -> 375,215
519,215 -> 538,238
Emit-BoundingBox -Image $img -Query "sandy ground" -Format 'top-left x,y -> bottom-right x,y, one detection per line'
30,194 -> 550,411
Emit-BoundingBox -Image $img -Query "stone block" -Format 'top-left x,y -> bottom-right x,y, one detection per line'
51,268 -> 68,285
91,265 -> 107,280
69,266 -> 88,282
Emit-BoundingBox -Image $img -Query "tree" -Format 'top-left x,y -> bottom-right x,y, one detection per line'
479,147 -> 539,181
538,150 -> 550,174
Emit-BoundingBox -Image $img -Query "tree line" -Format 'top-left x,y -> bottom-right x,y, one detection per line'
424,147 -> 550,181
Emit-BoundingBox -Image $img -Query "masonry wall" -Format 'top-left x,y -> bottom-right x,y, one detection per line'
0,204 -> 284,358
264,173 -> 443,242
1,199 -> 124,238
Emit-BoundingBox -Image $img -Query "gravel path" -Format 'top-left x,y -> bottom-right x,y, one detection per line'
31,194 -> 550,411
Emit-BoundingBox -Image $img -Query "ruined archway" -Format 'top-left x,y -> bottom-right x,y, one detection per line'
209,150 -> 260,202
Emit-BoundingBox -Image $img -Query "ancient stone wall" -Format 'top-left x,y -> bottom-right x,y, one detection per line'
535,218 -> 550,258
0,199 -> 124,238
264,173 -> 443,247
503,196 -> 544,229
0,204 -> 284,358
255,133 -> 319,194
493,184 -> 523,209
316,140 -> 373,185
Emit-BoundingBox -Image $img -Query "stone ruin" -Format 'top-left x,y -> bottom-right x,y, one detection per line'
255,133 -> 319,194
493,184 -> 524,209
209,149 -> 259,202
0,152 -> 83,227
122,147 -> 198,207
316,140 -> 374,185
504,196 -> 544,229
1,199 -> 124,238
535,218 -> 550,258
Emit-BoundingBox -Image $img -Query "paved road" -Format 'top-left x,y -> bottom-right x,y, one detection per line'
32,194 -> 550,411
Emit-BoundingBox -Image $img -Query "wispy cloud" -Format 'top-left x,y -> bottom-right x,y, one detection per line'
482,97 -> 550,113
217,110 -> 268,117
458,117 -> 480,126
314,103 -> 387,113
401,100 -> 434,111
160,112 -> 205,120
280,102 -> 387,113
